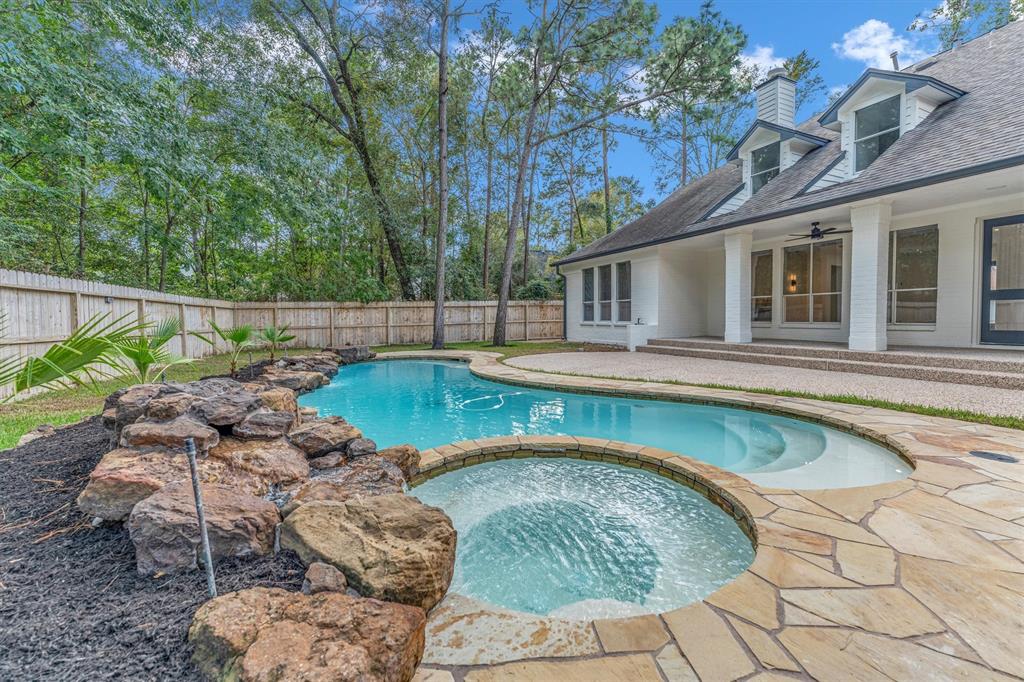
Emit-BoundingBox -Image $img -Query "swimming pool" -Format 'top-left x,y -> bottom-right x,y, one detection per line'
413,457 -> 754,619
298,359 -> 910,489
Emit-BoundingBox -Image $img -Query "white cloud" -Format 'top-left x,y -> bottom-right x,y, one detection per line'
831,19 -> 929,69
740,45 -> 785,74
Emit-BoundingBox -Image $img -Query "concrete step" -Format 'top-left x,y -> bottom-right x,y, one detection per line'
636,344 -> 1024,390
645,338 -> 1024,374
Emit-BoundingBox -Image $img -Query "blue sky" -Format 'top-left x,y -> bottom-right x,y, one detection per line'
470,0 -> 945,203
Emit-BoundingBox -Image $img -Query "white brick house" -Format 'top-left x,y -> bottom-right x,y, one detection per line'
555,22 -> 1024,353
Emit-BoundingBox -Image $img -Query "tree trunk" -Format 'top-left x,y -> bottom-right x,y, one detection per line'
77,156 -> 86,278
141,181 -> 150,288
432,0 -> 449,350
493,100 -> 540,345
522,143 -> 539,289
159,188 -> 173,293
680,94 -> 688,188
601,123 -> 612,235
482,144 -> 493,293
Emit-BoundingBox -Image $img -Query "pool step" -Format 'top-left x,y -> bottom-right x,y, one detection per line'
636,343 -> 1024,390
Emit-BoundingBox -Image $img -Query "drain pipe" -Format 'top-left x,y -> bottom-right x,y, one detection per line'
186,437 -> 218,599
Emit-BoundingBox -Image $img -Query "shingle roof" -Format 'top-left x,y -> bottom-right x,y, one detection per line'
556,20 -> 1024,266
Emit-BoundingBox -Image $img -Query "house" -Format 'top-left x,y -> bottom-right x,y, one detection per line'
555,21 -> 1024,354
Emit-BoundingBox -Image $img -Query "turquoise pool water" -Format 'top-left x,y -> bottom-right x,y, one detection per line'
299,359 -> 909,489
412,457 -> 754,618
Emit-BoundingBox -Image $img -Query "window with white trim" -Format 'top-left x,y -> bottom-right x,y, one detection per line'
854,95 -> 900,172
598,264 -> 612,321
751,250 -> 772,322
888,225 -> 938,325
750,142 -> 780,194
783,239 -> 843,323
582,268 -> 594,321
616,261 -> 631,322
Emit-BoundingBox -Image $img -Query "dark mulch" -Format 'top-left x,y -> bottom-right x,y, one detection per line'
0,417 -> 306,681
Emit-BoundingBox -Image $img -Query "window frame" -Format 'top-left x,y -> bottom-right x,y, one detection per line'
782,238 -> 844,326
750,141 -> 781,195
615,261 -> 632,323
750,249 -> 773,323
853,94 -> 901,173
598,264 -> 613,322
581,267 -> 595,322
887,225 -> 939,328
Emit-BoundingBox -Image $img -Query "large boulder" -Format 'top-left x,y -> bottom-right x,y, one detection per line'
113,384 -> 177,437
232,409 -> 296,439
377,444 -> 420,479
128,481 -> 279,576
76,448 -> 264,521
280,494 -> 456,611
190,391 -> 262,427
327,345 -> 374,365
120,417 -> 219,452
281,457 -> 404,516
146,392 -> 204,421
189,587 -> 425,682
346,437 -> 377,458
185,377 -> 245,398
303,561 -> 348,595
207,436 -> 309,487
259,367 -> 328,393
288,417 -> 362,458
257,386 -> 298,416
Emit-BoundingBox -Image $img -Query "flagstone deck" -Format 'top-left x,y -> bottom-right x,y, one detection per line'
381,351 -> 1024,682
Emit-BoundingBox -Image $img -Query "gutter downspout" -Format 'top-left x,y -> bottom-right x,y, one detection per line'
556,264 -> 567,341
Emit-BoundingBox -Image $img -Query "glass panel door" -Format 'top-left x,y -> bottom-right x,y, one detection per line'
981,216 -> 1024,345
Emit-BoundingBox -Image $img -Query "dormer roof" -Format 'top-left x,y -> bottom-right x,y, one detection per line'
817,68 -> 966,128
726,120 -> 830,161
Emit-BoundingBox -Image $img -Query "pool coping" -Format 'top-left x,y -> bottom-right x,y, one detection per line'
373,351 -> 1024,681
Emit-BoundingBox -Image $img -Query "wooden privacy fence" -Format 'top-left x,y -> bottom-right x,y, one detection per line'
0,268 -> 564,396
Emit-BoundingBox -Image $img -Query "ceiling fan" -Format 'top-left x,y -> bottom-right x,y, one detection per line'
786,222 -> 852,242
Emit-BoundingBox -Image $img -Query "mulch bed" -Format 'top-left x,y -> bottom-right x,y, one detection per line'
0,417 -> 306,680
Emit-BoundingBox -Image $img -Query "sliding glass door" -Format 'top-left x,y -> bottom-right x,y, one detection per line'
981,215 -> 1024,345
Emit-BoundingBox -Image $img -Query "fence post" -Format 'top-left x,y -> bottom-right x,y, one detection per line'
178,303 -> 188,355
385,304 -> 392,346
70,292 -> 81,333
524,301 -> 530,341
328,306 -> 335,347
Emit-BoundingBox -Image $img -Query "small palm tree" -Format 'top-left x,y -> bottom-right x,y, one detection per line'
0,312 -> 141,397
261,324 -> 296,361
192,321 -> 254,374
113,317 -> 193,383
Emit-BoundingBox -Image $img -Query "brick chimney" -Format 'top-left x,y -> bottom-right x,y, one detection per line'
756,67 -> 796,128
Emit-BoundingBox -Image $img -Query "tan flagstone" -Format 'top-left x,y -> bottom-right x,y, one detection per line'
412,669 -> 456,682
970,457 -> 1024,484
661,602 -> 755,682
728,488 -> 777,518
798,479 -> 914,522
726,616 -> 800,672
948,483 -> 1024,521
994,480 -> 1024,493
747,674 -> 802,682
834,540 -> 896,585
750,547 -> 857,588
770,508 -> 885,546
916,481 -> 949,495
654,645 -> 699,682
764,494 -> 844,520
868,506 -> 1024,572
704,572 -> 780,630
593,615 -> 669,653
900,554 -> 1024,675
909,460 -> 991,488
463,653 -> 663,681
778,627 -> 1015,682
757,519 -> 832,555
780,587 -> 943,637
423,594 -> 600,665
915,632 -> 985,665
995,539 -> 1024,562
793,550 -> 835,571
883,489 -> 1024,540
782,603 -> 837,626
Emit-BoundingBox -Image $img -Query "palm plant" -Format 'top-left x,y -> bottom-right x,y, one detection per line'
112,317 -> 193,383
261,324 -> 296,361
0,312 -> 142,397
192,321 -> 254,374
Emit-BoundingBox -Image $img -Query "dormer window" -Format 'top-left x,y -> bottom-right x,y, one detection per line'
854,95 -> 901,172
750,142 -> 780,194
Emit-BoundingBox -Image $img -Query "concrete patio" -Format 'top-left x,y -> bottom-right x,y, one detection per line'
390,351 -> 1024,682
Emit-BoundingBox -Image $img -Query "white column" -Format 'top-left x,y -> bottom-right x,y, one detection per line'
724,231 -> 753,343
848,202 -> 891,351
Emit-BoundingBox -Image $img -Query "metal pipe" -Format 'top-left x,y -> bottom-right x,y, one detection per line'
185,437 -> 217,598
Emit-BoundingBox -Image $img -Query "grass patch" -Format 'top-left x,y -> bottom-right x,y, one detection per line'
0,347 -> 322,451
509,365 -> 1024,431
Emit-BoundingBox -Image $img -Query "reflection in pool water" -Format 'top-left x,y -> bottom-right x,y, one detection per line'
413,457 -> 754,618
299,359 -> 910,489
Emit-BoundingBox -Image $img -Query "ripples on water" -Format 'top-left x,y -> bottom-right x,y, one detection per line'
413,458 -> 755,618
